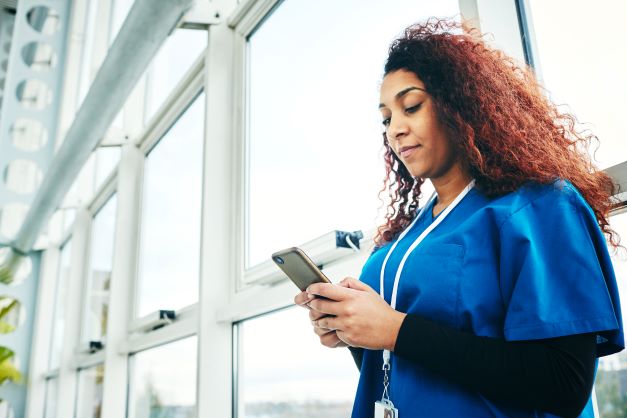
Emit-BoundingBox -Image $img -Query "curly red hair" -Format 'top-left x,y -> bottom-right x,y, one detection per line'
375,18 -> 619,247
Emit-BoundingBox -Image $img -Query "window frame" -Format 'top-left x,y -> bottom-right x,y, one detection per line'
131,52 -> 205,324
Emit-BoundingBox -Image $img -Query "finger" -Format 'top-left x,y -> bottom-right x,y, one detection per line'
333,339 -> 349,348
314,326 -> 333,337
319,330 -> 342,348
308,297 -> 343,316
336,330 -> 355,347
339,277 -> 376,293
313,315 -> 341,331
306,283 -> 355,301
294,291 -> 314,306
309,309 -> 333,321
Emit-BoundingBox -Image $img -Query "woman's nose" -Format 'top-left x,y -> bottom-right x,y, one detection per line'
387,115 -> 409,141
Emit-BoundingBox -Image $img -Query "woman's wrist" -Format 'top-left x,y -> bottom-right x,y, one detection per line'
387,310 -> 407,351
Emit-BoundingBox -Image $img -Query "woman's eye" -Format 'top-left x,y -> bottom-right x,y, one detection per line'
405,103 -> 422,113
381,117 -> 391,127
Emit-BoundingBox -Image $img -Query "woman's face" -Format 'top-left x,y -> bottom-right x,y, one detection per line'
379,69 -> 458,179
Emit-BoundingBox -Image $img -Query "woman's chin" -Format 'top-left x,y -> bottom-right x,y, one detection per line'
405,165 -> 427,179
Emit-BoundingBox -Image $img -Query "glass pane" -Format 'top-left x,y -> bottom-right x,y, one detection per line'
95,147 -> 121,189
527,0 -> 627,169
594,211 -> 627,415
43,377 -> 58,418
75,365 -> 105,418
136,94 -> 204,317
128,337 -> 197,418
246,0 -> 459,266
82,195 -> 117,343
77,0 -> 100,109
49,240 -> 72,370
109,0 -> 134,45
144,29 -> 206,123
238,307 -> 359,417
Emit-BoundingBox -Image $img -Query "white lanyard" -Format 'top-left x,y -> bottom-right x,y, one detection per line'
379,180 -> 475,367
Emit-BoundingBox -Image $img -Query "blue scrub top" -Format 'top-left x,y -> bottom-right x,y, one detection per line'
352,180 -> 623,418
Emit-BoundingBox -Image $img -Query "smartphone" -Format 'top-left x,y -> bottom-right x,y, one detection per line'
271,247 -> 331,291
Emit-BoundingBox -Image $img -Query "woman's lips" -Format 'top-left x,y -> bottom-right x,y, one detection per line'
400,145 -> 421,158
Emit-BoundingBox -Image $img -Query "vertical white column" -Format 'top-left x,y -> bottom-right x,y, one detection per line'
474,0 -> 525,63
197,0 -> 238,415
90,0 -> 114,83
55,208 -> 91,418
458,0 -> 481,30
24,247 -> 59,418
55,0 -> 88,148
101,142 -> 144,418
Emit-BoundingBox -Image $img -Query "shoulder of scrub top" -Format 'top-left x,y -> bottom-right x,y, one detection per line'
492,179 -> 593,230
369,180 -> 593,253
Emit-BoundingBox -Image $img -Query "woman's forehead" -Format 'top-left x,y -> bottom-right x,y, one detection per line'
379,70 -> 427,106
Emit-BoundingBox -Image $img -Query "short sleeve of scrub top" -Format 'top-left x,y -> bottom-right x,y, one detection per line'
499,183 -> 623,355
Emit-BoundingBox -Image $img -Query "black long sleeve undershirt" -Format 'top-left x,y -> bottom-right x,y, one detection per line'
349,314 -> 597,417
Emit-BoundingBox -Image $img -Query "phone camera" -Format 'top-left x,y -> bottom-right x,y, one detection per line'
274,256 -> 285,265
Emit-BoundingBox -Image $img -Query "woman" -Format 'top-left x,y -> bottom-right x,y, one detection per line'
294,19 -> 624,418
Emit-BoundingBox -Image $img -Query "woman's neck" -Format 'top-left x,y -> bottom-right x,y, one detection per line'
431,162 -> 472,207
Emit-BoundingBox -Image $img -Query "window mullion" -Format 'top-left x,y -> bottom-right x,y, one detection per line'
99,142 -> 143,418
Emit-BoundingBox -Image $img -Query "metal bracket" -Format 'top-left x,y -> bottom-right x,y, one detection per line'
179,1 -> 222,29
128,309 -> 176,334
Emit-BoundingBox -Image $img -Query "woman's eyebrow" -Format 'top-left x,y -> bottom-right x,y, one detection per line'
378,86 -> 426,108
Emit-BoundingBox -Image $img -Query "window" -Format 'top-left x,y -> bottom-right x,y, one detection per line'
82,195 -> 117,344
49,240 -> 72,370
136,93 -> 204,318
526,0 -> 627,169
75,365 -> 105,418
237,307 -> 359,417
144,29 -> 207,123
127,337 -> 198,418
245,0 -> 459,266
594,212 -> 627,415
43,377 -> 58,418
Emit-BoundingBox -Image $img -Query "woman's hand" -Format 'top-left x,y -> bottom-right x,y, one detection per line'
305,278 -> 407,351
294,291 -> 348,348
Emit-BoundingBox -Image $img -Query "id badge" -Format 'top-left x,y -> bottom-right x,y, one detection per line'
375,400 -> 399,418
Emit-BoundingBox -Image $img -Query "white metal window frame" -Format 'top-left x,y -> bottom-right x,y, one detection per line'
26,5 -> 212,418
68,39 -> 207,417
130,50 -> 205,325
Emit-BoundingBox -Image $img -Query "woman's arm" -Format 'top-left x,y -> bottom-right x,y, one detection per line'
395,314 -> 596,418
348,346 -> 364,370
